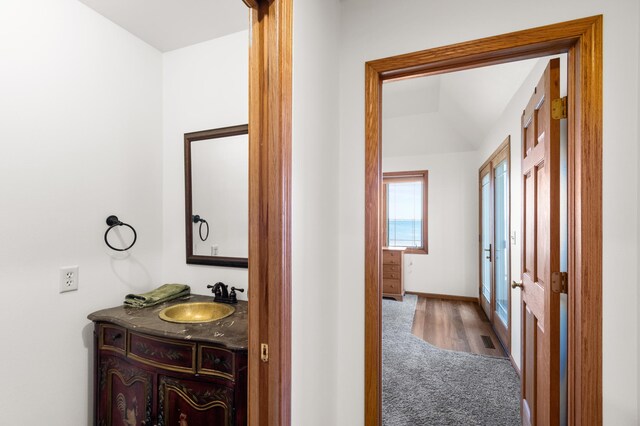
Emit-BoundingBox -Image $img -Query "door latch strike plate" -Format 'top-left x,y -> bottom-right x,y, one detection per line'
261,343 -> 269,362
551,271 -> 568,294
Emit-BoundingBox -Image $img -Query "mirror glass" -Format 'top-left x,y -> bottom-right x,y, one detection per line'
185,125 -> 248,267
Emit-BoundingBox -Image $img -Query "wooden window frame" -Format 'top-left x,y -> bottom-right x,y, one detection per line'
365,16 -> 602,426
382,170 -> 428,254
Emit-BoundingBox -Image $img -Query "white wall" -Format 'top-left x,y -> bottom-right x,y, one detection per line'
0,0 -> 163,424
383,152 -> 478,297
161,31 -> 249,297
382,111 -> 475,156
291,0 -> 341,424
337,1 -> 639,424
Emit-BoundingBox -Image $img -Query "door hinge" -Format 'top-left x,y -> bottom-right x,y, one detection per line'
261,343 -> 269,362
551,271 -> 568,294
551,96 -> 568,120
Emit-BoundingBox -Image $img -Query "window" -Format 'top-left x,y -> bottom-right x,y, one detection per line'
383,170 -> 428,254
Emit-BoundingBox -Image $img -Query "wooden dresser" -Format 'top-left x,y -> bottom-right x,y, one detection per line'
382,247 -> 405,301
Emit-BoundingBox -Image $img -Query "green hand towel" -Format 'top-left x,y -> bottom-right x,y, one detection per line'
124,284 -> 191,308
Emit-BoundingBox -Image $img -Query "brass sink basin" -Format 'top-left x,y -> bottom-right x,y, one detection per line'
159,302 -> 235,324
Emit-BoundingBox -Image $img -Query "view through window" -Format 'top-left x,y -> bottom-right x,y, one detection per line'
383,170 -> 428,254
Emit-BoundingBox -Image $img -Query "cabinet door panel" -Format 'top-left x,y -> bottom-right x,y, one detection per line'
159,376 -> 234,426
98,356 -> 153,426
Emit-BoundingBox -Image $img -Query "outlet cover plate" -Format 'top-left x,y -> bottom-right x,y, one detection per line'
59,266 -> 79,293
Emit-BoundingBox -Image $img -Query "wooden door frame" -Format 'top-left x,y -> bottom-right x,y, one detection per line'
242,0 -> 293,425
365,16 -> 602,425
478,137 -> 512,354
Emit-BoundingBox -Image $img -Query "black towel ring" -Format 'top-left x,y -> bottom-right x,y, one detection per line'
104,215 -> 137,251
193,215 -> 210,242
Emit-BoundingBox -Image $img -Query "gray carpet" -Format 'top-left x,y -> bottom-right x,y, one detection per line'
382,295 -> 520,426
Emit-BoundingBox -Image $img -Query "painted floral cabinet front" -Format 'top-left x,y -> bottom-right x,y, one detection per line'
94,323 -> 247,426
98,356 -> 153,426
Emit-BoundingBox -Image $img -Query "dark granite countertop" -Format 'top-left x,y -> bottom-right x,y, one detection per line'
88,294 -> 248,351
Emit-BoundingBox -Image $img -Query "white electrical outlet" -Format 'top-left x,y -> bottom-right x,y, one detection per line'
59,266 -> 79,293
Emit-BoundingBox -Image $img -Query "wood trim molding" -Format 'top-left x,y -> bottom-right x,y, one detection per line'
365,16 -> 602,426
479,134 -> 511,172
405,291 -> 478,303
364,61 -> 383,426
242,0 -> 260,9
245,0 -> 293,425
366,16 -> 600,81
567,16 -> 603,425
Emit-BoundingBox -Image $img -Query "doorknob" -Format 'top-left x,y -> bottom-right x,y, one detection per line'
511,281 -> 524,289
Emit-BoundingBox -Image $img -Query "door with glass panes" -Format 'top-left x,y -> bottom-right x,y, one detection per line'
479,138 -> 510,351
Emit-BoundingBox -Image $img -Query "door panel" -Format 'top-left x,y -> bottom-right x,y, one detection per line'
522,306 -> 536,426
493,158 -> 510,345
479,166 -> 492,319
520,58 -> 561,426
479,143 -> 510,351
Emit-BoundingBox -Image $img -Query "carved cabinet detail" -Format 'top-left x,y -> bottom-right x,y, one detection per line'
98,355 -> 153,426
92,323 -> 247,426
159,376 -> 234,425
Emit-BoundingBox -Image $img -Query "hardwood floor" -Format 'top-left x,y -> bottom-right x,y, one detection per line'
411,296 -> 507,358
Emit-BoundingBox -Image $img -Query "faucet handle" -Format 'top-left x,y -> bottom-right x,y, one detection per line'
229,287 -> 244,303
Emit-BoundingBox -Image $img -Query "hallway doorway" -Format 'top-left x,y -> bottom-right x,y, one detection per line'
365,16 -> 603,425
379,55 -> 563,424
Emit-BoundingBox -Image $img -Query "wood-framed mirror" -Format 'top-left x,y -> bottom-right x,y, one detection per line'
184,124 -> 248,268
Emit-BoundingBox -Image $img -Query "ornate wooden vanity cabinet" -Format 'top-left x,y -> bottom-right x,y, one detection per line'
89,296 -> 247,426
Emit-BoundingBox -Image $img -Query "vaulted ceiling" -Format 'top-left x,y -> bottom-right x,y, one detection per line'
78,0 -> 249,52
382,58 -> 539,157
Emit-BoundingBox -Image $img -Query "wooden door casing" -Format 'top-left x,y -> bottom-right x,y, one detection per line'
363,14 -> 602,426
520,58 -> 561,426
245,1 -> 293,424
